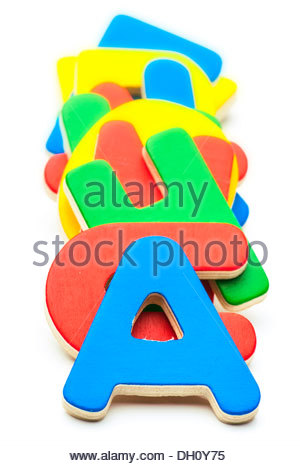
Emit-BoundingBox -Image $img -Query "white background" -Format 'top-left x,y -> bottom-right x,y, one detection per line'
1,0 -> 299,464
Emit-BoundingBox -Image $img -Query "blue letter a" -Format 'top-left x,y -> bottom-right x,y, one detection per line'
63,235 -> 260,423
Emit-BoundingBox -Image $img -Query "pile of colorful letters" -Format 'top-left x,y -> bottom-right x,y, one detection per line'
44,15 -> 269,423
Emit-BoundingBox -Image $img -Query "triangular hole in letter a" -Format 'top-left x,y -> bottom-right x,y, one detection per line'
131,293 -> 183,341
